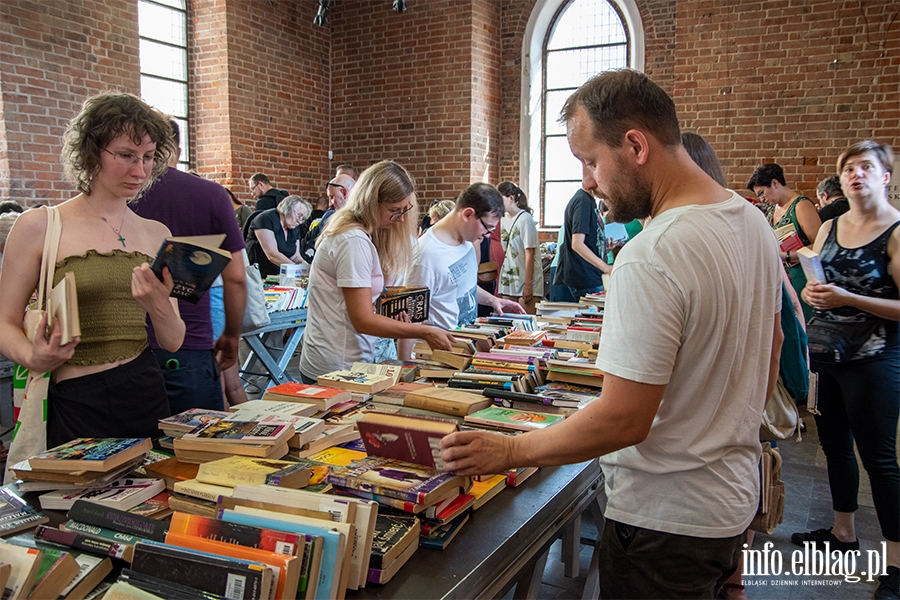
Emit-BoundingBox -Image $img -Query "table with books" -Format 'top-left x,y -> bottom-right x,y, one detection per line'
240,307 -> 308,392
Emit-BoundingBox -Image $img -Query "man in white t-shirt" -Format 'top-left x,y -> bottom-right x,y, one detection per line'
441,70 -> 784,598
399,183 -> 524,358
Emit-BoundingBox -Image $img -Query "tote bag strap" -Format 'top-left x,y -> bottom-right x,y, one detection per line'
34,205 -> 62,311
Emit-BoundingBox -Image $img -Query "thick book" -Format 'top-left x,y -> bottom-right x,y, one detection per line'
12,456 -> 142,486
403,387 -> 492,417
375,286 -> 430,322
0,540 -> 43,600
151,234 -> 232,304
366,532 -> 418,585
464,406 -> 564,432
0,485 -> 48,536
326,456 -> 469,506
173,439 -> 289,462
39,478 -> 165,511
47,271 -> 81,346
168,512 -> 305,557
371,383 -> 432,407
316,371 -> 394,394
60,519 -> 144,552
262,383 -> 353,411
429,350 -> 472,371
67,499 -> 169,542
196,456 -> 312,489
130,540 -> 272,600
166,493 -> 218,519
181,419 -> 294,446
357,412 -> 458,470
796,246 -> 826,283
27,438 -> 151,473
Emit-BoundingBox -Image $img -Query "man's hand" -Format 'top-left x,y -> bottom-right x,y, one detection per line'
422,327 -> 456,352
492,297 -> 526,315
440,430 -> 516,476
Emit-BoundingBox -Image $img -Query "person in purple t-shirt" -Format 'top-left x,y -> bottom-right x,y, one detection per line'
132,120 -> 246,413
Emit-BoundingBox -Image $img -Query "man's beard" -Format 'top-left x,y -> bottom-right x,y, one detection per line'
599,165 -> 652,224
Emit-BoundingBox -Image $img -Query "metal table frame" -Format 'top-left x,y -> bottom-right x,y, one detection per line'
239,308 -> 307,394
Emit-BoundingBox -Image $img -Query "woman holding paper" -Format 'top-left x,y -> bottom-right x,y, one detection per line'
298,161 -> 455,383
791,141 -> 900,595
0,93 -> 184,446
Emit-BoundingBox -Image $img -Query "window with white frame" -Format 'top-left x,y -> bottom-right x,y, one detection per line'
138,0 -> 189,171
523,0 -> 642,228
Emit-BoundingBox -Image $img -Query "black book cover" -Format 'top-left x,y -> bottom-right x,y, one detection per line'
377,286 -> 430,322
67,500 -> 168,542
151,235 -> 231,304
131,541 -> 266,600
119,569 -> 225,600
368,514 -> 420,570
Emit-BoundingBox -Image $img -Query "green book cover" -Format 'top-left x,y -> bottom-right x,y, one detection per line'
464,405 -> 564,431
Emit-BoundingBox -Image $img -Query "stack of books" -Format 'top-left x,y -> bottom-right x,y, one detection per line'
172,417 -> 294,464
545,357 -> 604,388
262,382 -> 353,413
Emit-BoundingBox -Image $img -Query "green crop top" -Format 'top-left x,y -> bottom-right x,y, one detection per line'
52,249 -> 153,366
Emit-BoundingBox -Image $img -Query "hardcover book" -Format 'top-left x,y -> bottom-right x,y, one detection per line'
317,371 -> 394,394
357,412 -> 458,470
262,383 -> 352,411
463,406 -> 564,432
39,478 -> 165,511
375,286 -> 430,322
27,438 -> 151,473
196,456 -> 312,489
150,234 -> 232,304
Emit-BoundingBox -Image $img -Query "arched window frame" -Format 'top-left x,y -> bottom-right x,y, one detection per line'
520,0 -> 644,228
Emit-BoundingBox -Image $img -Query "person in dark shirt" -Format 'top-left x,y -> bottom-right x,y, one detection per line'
816,174 -> 849,222
248,173 -> 289,211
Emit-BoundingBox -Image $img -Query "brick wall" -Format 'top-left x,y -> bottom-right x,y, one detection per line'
0,0 -> 140,205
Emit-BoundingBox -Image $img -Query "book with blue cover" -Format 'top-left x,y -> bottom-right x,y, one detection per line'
28,438 -> 151,473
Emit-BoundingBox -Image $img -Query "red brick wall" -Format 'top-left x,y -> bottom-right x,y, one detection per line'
0,0 -> 140,205
191,1 -> 331,203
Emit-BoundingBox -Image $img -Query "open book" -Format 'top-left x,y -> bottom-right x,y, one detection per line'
150,234 -> 231,303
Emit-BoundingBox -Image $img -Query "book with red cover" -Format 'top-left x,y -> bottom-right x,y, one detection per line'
357,413 -> 458,470
262,382 -> 353,410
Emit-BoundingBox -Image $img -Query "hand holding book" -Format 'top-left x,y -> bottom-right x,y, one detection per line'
439,429 -> 516,477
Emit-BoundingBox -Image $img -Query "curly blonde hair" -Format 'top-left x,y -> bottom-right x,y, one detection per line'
62,92 -> 176,198
319,160 -> 418,278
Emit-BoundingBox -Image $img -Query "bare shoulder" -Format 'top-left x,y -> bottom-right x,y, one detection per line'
130,211 -> 173,256
6,206 -> 48,248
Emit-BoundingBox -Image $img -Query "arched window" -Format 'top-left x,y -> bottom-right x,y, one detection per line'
522,0 -> 643,227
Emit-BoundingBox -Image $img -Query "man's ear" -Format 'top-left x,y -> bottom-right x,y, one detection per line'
622,130 -> 650,166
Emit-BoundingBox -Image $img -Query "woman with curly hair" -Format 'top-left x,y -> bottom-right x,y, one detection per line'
0,92 -> 184,445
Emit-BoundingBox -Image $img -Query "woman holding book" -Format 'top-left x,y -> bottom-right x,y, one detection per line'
790,141 -> 900,594
298,161 -> 456,383
497,182 -> 543,314
0,93 -> 184,446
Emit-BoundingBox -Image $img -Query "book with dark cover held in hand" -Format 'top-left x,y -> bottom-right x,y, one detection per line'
376,286 -> 430,322
150,234 -> 232,304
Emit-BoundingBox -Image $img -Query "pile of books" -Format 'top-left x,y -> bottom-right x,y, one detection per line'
171,412 -> 297,464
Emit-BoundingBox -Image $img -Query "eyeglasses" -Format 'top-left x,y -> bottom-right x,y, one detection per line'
387,203 -> 414,222
755,189 -> 767,200
478,216 -> 496,234
102,148 -> 154,169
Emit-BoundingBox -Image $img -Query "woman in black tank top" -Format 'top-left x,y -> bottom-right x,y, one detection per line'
790,141 -> 900,596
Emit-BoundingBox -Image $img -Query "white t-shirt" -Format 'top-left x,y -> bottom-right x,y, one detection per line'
406,228 -> 478,330
596,192 -> 782,538
498,210 -> 544,298
299,228 -> 384,379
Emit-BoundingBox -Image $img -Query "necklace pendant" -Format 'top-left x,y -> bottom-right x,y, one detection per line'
117,234 -> 126,248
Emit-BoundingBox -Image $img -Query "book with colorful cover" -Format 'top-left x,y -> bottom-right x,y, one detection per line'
469,473 -> 507,509
317,371 -> 394,394
142,457 -> 200,491
150,234 -> 232,304
375,286 -> 430,322
127,491 -> 172,519
326,456 -> 469,506
39,478 -> 165,511
357,412 -> 458,470
158,409 -> 232,436
27,438 -> 151,473
418,513 -> 470,550
464,405 -> 564,432
181,419 -> 293,446
196,456 -> 312,489
8,540 -> 80,600
224,412 -> 325,449
262,382 -> 353,411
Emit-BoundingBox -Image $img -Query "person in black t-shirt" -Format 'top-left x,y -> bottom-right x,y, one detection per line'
816,174 -> 849,222
554,188 -> 610,299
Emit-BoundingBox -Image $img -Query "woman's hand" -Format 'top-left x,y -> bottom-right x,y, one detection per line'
422,327 -> 456,352
803,282 -> 851,310
132,263 -> 174,313
29,313 -> 78,373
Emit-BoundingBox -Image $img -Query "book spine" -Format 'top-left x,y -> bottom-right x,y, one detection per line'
67,500 -> 168,542
327,473 -> 427,504
35,525 -> 132,561
447,379 -> 512,391
470,359 -> 535,371
62,520 -> 144,545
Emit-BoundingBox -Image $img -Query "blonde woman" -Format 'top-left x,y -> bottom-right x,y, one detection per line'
298,161 -> 455,382
0,93 -> 184,446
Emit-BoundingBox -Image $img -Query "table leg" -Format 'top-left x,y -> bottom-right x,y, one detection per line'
581,492 -> 607,600
562,514 -> 581,578
512,545 -> 550,600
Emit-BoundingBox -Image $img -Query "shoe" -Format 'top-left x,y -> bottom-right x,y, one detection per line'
790,528 -> 859,551
875,566 -> 899,599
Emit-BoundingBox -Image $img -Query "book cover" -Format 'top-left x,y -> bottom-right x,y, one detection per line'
375,286 -> 430,322
367,514 -> 420,570
357,412 -> 458,470
130,540 -> 271,600
291,424 -> 360,459
166,493 -> 219,519
39,478 -> 165,511
0,541 -> 42,600
228,400 -> 318,418
469,474 -> 507,509
142,457 -> 199,491
418,513 -> 470,550
0,485 -> 48,536
796,246 -> 827,283
61,519 -> 145,547
168,512 -> 304,557
158,409 -> 232,435
34,525 -> 133,562
326,456 -> 469,506
196,456 -> 312,489
27,438 -> 151,473
366,533 -> 419,585
173,439 -> 289,461
317,371 -> 394,394
224,412 -> 325,449
47,271 -> 81,346
464,406 -> 564,432
262,383 -> 352,411
181,419 -> 293,446
429,350 -> 472,371
67,499 -> 169,542
403,387 -> 492,417
372,383 -> 431,407
21,543 -> 80,600
423,493 -> 475,523
150,234 -> 232,304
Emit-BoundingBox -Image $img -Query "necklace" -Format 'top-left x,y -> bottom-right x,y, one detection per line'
83,196 -> 128,247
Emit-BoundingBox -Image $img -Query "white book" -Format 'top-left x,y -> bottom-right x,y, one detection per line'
796,247 -> 826,284
38,478 -> 164,511
227,400 -> 318,417
225,412 -> 325,448
0,540 -> 43,600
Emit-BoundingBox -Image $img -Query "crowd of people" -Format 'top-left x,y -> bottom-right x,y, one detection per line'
0,70 -> 897,599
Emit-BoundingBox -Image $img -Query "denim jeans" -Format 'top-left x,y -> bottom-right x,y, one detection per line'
566,284 -> 603,300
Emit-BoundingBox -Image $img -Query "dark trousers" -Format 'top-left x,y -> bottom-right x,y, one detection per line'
299,371 -> 317,385
813,355 -> 900,541
548,265 -> 577,302
152,348 -> 224,415
598,519 -> 744,599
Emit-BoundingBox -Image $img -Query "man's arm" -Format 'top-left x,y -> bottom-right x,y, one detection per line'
571,232 -> 612,274
441,373 -> 665,476
475,286 -> 525,314
215,251 -> 247,369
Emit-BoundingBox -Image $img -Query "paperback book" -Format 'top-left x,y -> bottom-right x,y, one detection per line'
375,286 -> 430,322
463,406 -> 564,432
27,438 -> 151,473
261,382 -> 352,411
39,478 -> 165,511
181,419 -> 294,446
357,412 -> 458,470
151,234 -> 232,304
